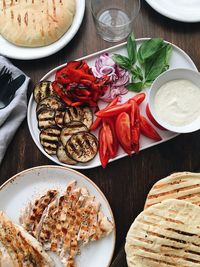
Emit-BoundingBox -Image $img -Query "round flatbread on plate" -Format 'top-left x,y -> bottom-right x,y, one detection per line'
144,172 -> 200,209
0,0 -> 85,59
0,0 -> 76,47
125,199 -> 200,267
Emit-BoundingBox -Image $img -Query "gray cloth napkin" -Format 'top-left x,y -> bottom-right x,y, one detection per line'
0,56 -> 30,164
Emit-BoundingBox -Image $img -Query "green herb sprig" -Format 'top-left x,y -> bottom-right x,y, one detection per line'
112,33 -> 172,92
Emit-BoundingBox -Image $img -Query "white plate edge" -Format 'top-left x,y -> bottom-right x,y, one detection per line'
145,0 -> 200,23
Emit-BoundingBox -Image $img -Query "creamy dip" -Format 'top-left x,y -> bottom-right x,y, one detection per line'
154,79 -> 200,127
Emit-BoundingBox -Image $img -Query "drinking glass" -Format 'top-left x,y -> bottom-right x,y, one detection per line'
90,0 -> 140,42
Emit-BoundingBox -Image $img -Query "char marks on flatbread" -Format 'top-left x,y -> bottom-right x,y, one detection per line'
145,172 -> 200,209
0,0 -> 76,47
125,199 -> 200,267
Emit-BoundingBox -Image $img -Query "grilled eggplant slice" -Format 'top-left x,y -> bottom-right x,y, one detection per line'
57,142 -> 77,165
82,107 -> 93,129
36,96 -> 65,115
63,106 -> 93,129
38,108 -> 56,129
33,81 -> 56,103
63,107 -> 82,125
55,110 -> 65,128
40,126 -> 61,155
60,121 -> 88,146
66,132 -> 98,163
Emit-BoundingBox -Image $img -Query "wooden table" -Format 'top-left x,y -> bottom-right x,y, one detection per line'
1,0 -> 200,264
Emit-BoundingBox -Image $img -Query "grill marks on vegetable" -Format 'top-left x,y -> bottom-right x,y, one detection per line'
66,132 -> 98,163
34,81 -> 97,164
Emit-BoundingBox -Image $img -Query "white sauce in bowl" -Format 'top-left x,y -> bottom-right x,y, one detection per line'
154,79 -> 200,126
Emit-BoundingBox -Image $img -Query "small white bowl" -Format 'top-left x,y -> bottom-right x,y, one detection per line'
149,68 -> 200,133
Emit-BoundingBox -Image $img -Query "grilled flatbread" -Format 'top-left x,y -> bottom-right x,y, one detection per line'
0,0 -> 76,47
125,199 -> 200,267
0,211 -> 54,267
145,172 -> 200,209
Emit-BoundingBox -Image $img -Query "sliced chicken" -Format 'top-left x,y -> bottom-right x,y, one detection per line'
20,180 -> 114,267
0,211 -> 54,267
20,189 -> 58,237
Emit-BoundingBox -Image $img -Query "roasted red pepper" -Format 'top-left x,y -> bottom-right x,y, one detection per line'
53,60 -> 109,107
129,100 -> 140,153
140,115 -> 162,141
51,81 -> 72,106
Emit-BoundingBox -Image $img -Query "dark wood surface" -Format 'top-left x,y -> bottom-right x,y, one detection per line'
1,0 -> 200,264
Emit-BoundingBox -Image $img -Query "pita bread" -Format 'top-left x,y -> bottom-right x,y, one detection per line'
145,172 -> 200,209
0,211 -> 54,266
0,0 -> 76,47
125,199 -> 200,267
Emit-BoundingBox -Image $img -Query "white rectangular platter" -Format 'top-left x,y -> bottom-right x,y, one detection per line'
27,38 -> 198,169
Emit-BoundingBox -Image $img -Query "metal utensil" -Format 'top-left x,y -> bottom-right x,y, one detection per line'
0,74 -> 26,109
0,66 -> 13,89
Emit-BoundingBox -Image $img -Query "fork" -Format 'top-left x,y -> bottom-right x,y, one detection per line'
0,66 -> 13,89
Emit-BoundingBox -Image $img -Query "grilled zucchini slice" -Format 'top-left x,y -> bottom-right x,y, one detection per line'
40,126 -> 61,155
57,142 -> 77,165
33,81 -> 56,103
60,121 -> 88,146
37,108 -> 56,129
66,132 -> 98,163
36,96 -> 65,115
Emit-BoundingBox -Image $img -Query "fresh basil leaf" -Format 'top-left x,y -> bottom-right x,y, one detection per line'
126,82 -> 143,92
138,38 -> 164,64
144,44 -> 172,82
131,66 -> 143,81
112,54 -> 132,70
127,33 -> 137,65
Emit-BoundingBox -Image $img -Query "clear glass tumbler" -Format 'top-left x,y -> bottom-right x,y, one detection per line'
90,0 -> 140,42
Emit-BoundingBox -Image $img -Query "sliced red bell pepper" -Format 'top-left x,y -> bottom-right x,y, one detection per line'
90,97 -> 120,131
127,93 -> 146,105
99,127 -> 110,168
129,100 -> 140,153
146,104 -> 166,131
103,118 -> 118,158
140,115 -> 162,141
96,103 -> 131,118
115,112 -> 132,155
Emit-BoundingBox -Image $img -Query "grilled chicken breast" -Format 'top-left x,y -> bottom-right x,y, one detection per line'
20,181 -> 114,267
0,211 -> 54,267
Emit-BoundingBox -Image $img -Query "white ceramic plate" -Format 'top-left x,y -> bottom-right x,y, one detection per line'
0,0 -> 85,60
0,165 -> 115,267
27,38 -> 198,169
145,0 -> 200,22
